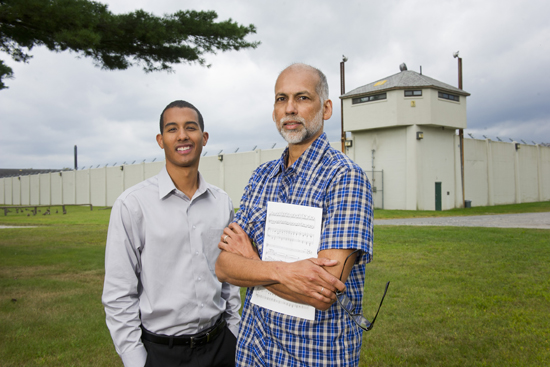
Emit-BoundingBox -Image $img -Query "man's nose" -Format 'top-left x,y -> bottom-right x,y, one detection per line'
285,99 -> 298,115
177,128 -> 189,140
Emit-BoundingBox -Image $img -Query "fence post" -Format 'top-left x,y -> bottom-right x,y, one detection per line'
513,141 -> 521,204
486,139 -> 494,206
536,144 -> 543,202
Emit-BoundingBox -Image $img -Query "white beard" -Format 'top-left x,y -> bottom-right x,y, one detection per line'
278,108 -> 324,144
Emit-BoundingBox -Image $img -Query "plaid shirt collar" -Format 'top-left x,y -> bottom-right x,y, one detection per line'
268,132 -> 330,180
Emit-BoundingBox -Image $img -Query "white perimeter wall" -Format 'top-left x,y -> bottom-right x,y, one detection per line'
1,141 -> 548,210
464,139 -> 550,206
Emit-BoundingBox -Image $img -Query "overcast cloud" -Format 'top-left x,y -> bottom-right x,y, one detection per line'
1,0 -> 549,169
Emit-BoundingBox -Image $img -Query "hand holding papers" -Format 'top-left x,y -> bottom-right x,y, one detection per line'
250,202 -> 322,320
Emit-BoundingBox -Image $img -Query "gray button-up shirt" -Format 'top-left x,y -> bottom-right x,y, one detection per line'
102,167 -> 241,367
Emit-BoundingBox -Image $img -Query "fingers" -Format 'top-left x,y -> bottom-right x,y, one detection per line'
228,222 -> 246,235
221,224 -> 247,244
305,285 -> 337,305
310,257 -> 338,267
317,286 -> 337,303
222,227 -> 234,241
306,258 -> 346,292
280,260 -> 343,300
218,239 -> 229,251
218,225 -> 259,260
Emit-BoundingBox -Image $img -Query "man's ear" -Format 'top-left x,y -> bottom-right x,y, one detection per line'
202,132 -> 209,146
156,134 -> 164,149
322,99 -> 333,121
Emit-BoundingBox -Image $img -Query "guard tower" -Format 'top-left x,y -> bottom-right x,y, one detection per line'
341,64 -> 470,210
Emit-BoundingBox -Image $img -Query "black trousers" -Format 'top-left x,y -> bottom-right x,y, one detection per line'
143,326 -> 236,367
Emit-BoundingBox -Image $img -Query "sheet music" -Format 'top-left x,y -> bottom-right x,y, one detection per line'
250,201 -> 322,320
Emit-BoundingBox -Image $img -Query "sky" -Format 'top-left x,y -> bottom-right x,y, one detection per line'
1,0 -> 549,169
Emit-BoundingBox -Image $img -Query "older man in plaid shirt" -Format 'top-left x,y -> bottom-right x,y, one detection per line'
216,63 -> 373,366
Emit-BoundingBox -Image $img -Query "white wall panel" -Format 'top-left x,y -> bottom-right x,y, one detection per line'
90,168 -> 106,207
50,173 -> 63,205
30,175 -> 40,205
20,176 -> 30,205
39,174 -> 51,205
62,171 -> 76,205
106,166 -> 123,206
76,170 -> 90,204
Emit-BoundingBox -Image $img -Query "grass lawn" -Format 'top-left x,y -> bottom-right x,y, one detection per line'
373,200 -> 550,219
1,203 -> 549,366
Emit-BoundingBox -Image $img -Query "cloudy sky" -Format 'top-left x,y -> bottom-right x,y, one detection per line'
1,0 -> 549,169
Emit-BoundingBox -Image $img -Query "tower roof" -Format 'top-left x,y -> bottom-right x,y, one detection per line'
341,70 -> 470,99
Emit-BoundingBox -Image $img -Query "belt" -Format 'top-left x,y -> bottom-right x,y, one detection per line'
141,318 -> 226,348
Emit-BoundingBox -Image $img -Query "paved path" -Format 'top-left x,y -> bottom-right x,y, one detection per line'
374,212 -> 550,229
2,213 -> 550,229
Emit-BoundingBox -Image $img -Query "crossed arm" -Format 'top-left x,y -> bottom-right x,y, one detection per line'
215,222 -> 357,311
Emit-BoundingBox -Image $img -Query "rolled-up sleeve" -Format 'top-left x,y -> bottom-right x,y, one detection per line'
320,167 -> 373,262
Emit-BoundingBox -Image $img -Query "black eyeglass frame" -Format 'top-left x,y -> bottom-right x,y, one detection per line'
335,249 -> 390,331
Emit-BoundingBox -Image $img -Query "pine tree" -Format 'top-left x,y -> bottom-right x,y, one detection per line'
0,0 -> 259,89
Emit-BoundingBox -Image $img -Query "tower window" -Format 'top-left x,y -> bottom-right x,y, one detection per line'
352,93 -> 387,104
438,92 -> 459,102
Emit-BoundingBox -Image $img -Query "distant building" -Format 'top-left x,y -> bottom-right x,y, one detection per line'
341,66 -> 471,210
0,168 -> 62,179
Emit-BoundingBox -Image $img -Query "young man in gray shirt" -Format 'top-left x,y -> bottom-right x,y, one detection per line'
102,100 -> 240,367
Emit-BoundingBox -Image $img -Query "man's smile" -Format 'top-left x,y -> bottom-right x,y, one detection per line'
176,144 -> 193,154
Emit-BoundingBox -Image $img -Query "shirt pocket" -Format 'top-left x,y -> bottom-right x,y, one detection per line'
201,227 -> 224,274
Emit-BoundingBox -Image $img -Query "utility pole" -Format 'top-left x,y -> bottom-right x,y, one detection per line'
74,145 -> 78,170
340,55 -> 348,152
454,51 -> 465,208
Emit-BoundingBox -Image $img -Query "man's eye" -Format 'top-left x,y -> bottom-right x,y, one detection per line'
276,97 -> 286,102
298,96 -> 309,100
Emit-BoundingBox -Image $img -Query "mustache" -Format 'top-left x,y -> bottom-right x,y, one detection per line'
279,115 -> 306,124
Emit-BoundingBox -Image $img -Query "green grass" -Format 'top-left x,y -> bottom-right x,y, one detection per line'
0,203 -> 549,366
374,201 -> 550,219
360,226 -> 550,366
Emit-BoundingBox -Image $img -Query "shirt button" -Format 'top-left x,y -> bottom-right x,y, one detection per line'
201,303 -> 204,308
195,251 -> 199,255
192,225 -> 196,229
198,276 -> 201,281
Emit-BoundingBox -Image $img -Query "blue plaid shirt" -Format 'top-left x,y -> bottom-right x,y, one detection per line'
235,133 -> 373,367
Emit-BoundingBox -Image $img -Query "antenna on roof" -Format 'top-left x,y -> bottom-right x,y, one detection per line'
399,63 -> 407,71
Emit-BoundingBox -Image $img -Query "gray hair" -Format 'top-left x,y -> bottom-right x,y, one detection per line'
278,63 -> 329,104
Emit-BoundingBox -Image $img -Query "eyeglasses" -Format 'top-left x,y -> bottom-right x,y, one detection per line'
335,249 -> 390,331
